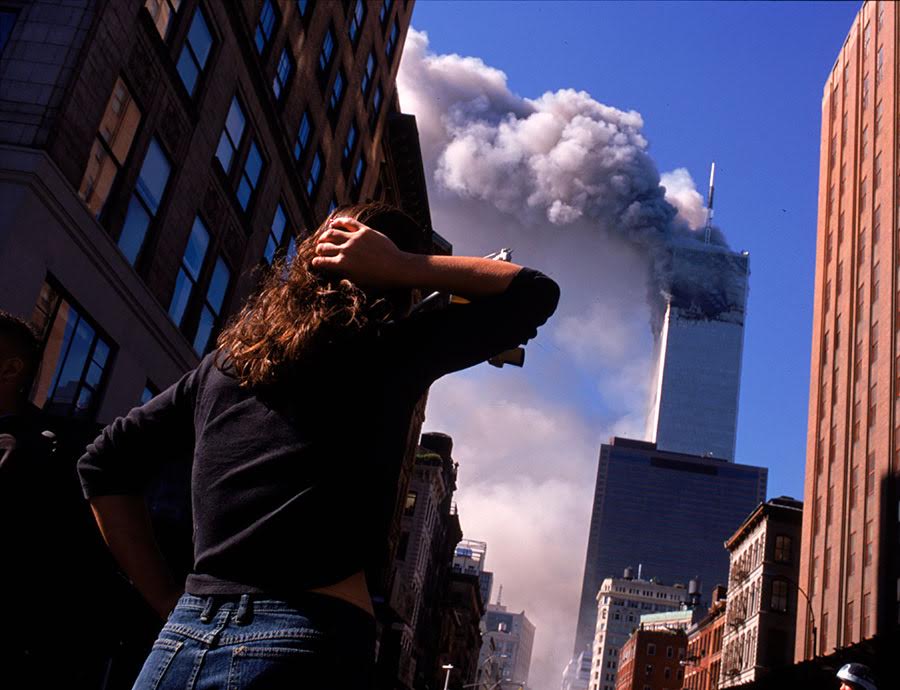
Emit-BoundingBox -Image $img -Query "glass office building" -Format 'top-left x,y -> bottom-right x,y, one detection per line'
572,437 -> 767,657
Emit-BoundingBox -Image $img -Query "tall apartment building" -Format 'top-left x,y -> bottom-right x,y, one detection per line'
645,240 -> 750,462
572,438 -> 767,660
383,431 -> 462,689
800,0 -> 900,661
720,497 -> 802,686
587,572 -> 689,690
684,585 -> 727,690
480,603 -> 536,690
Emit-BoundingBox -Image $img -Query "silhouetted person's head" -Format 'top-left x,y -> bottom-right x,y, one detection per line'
0,311 -> 40,416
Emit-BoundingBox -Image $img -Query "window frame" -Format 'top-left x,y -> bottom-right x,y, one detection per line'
118,136 -> 173,266
29,279 -> 116,421
273,46 -> 294,101
175,4 -> 215,98
254,0 -> 278,55
78,75 -> 144,221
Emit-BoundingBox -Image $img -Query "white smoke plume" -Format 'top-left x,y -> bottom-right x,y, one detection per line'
398,29 -> 722,690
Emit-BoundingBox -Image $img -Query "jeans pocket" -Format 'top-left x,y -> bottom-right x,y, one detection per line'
131,638 -> 185,690
227,643 -> 329,690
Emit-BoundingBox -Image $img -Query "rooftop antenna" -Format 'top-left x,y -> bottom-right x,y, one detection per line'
497,584 -> 503,606
704,161 -> 716,244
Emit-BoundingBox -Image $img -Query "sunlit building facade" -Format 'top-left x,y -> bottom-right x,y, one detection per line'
800,0 -> 900,661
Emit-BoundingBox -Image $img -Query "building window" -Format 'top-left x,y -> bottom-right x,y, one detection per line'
863,592 -> 872,636
370,82 -> 383,129
145,0 -> 181,41
875,152 -> 882,190
875,100 -> 883,135
403,491 -> 417,516
306,148 -> 323,198
30,282 -> 113,420
361,50 -> 376,99
774,535 -> 792,563
845,600 -> 855,643
318,25 -> 335,77
237,140 -> 264,211
397,531 -> 409,560
866,453 -> 875,495
254,0 -> 277,54
264,203 -> 288,264
380,0 -> 393,27
176,6 -> 213,97
864,520 -> 873,567
848,531 -> 857,575
273,47 -> 293,100
877,46 -> 884,85
193,257 -> 230,354
348,0 -> 365,45
119,138 -> 171,265
351,154 -> 366,197
824,546 -> 831,589
770,579 -> 789,612
645,664 -> 653,677
78,77 -> 142,218
647,644 -> 656,656
168,216 -> 210,325
342,120 -> 358,172
294,110 -> 313,162
328,68 -> 346,123
385,17 -> 399,63
216,96 -> 246,174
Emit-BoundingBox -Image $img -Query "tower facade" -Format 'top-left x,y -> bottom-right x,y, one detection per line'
572,438 -> 767,663
798,0 -> 900,661
646,241 -> 750,462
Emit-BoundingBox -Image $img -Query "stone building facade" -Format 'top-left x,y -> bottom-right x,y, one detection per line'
721,497 -> 803,686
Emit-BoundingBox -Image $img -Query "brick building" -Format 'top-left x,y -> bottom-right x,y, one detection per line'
0,1 -> 447,686
378,431 -> 464,690
801,0 -> 900,662
720,497 -> 803,686
614,627 -> 686,690
684,585 -> 727,690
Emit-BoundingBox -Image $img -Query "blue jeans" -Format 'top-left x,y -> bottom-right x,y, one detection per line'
132,593 -> 375,690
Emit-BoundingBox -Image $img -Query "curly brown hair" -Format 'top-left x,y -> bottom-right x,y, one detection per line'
216,202 -> 425,388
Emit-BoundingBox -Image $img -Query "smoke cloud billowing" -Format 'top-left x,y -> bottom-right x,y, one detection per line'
397,29 -> 737,689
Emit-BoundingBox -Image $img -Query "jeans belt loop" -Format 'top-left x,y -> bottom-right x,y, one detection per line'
199,596 -> 215,624
234,593 -> 252,625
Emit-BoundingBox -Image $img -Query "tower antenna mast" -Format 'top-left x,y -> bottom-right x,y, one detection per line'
704,161 -> 716,244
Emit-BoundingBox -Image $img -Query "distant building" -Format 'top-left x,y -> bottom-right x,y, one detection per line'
437,570 -> 485,690
381,432 -> 461,689
573,438 -> 767,658
684,585 -> 728,690
561,650 -> 592,690
645,241 -> 750,462
639,607 -> 702,633
721,497 -> 803,687
453,538 -> 488,577
614,627 -> 687,690
587,572 -> 689,690
801,0 -> 900,662
480,603 -> 536,690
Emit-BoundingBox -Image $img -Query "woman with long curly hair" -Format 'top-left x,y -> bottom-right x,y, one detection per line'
78,202 -> 559,689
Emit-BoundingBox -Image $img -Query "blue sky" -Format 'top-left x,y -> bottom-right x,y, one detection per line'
410,0 -> 860,502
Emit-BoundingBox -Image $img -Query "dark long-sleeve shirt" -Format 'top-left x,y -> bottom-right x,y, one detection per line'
77,268 -> 560,597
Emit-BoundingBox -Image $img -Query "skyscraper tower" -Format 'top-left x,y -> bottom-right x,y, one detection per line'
645,240 -> 750,462
798,0 -> 899,661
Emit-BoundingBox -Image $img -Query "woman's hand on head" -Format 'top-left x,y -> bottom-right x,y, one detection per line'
312,217 -> 410,288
